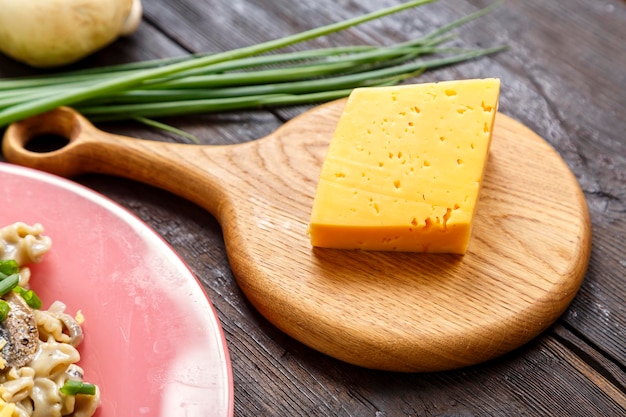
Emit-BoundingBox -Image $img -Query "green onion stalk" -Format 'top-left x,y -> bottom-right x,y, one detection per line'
0,274 -> 19,297
60,380 -> 97,396
0,300 -> 10,322
0,259 -> 19,276
0,260 -> 20,298
0,0 -> 505,132
13,286 -> 43,309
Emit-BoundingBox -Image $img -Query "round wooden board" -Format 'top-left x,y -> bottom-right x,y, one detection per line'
226,108 -> 593,372
3,103 -> 592,372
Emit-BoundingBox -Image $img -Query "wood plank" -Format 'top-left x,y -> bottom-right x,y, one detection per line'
0,0 -> 624,415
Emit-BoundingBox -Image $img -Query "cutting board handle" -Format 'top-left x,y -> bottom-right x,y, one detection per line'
2,107 -> 236,216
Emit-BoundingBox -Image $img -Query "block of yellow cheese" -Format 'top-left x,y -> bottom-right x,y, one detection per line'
308,78 -> 500,253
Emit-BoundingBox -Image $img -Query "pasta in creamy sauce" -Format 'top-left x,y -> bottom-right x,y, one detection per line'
0,223 -> 100,417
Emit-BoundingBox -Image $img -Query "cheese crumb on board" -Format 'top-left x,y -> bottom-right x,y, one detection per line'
308,78 -> 500,253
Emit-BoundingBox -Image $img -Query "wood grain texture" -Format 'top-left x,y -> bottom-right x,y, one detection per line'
3,102 -> 591,371
1,0 -> 625,415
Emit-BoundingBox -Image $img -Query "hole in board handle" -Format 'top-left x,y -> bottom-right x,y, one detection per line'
24,134 -> 70,153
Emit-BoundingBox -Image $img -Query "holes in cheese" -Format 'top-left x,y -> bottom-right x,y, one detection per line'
308,78 -> 500,253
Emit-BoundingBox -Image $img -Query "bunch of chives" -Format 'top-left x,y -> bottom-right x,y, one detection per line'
0,0 -> 504,130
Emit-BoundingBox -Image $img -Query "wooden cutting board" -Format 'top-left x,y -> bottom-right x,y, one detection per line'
2,101 -> 591,372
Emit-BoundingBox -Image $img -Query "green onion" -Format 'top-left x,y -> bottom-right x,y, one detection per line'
132,116 -> 200,143
0,260 -> 19,278
0,274 -> 19,297
12,286 -> 42,309
60,380 -> 97,396
0,1 -> 505,130
79,47 -> 503,122
0,300 -> 10,322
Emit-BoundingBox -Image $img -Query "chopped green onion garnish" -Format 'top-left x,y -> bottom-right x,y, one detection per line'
0,274 -> 19,296
0,300 -> 10,321
60,380 -> 97,396
0,260 -> 19,277
13,286 -> 42,309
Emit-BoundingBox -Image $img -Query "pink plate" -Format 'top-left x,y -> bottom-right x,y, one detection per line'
1,162 -> 233,417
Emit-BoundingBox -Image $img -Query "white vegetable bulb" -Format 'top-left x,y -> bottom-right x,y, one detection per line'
0,0 -> 143,68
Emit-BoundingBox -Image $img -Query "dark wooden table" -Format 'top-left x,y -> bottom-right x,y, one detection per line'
1,0 -> 625,415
